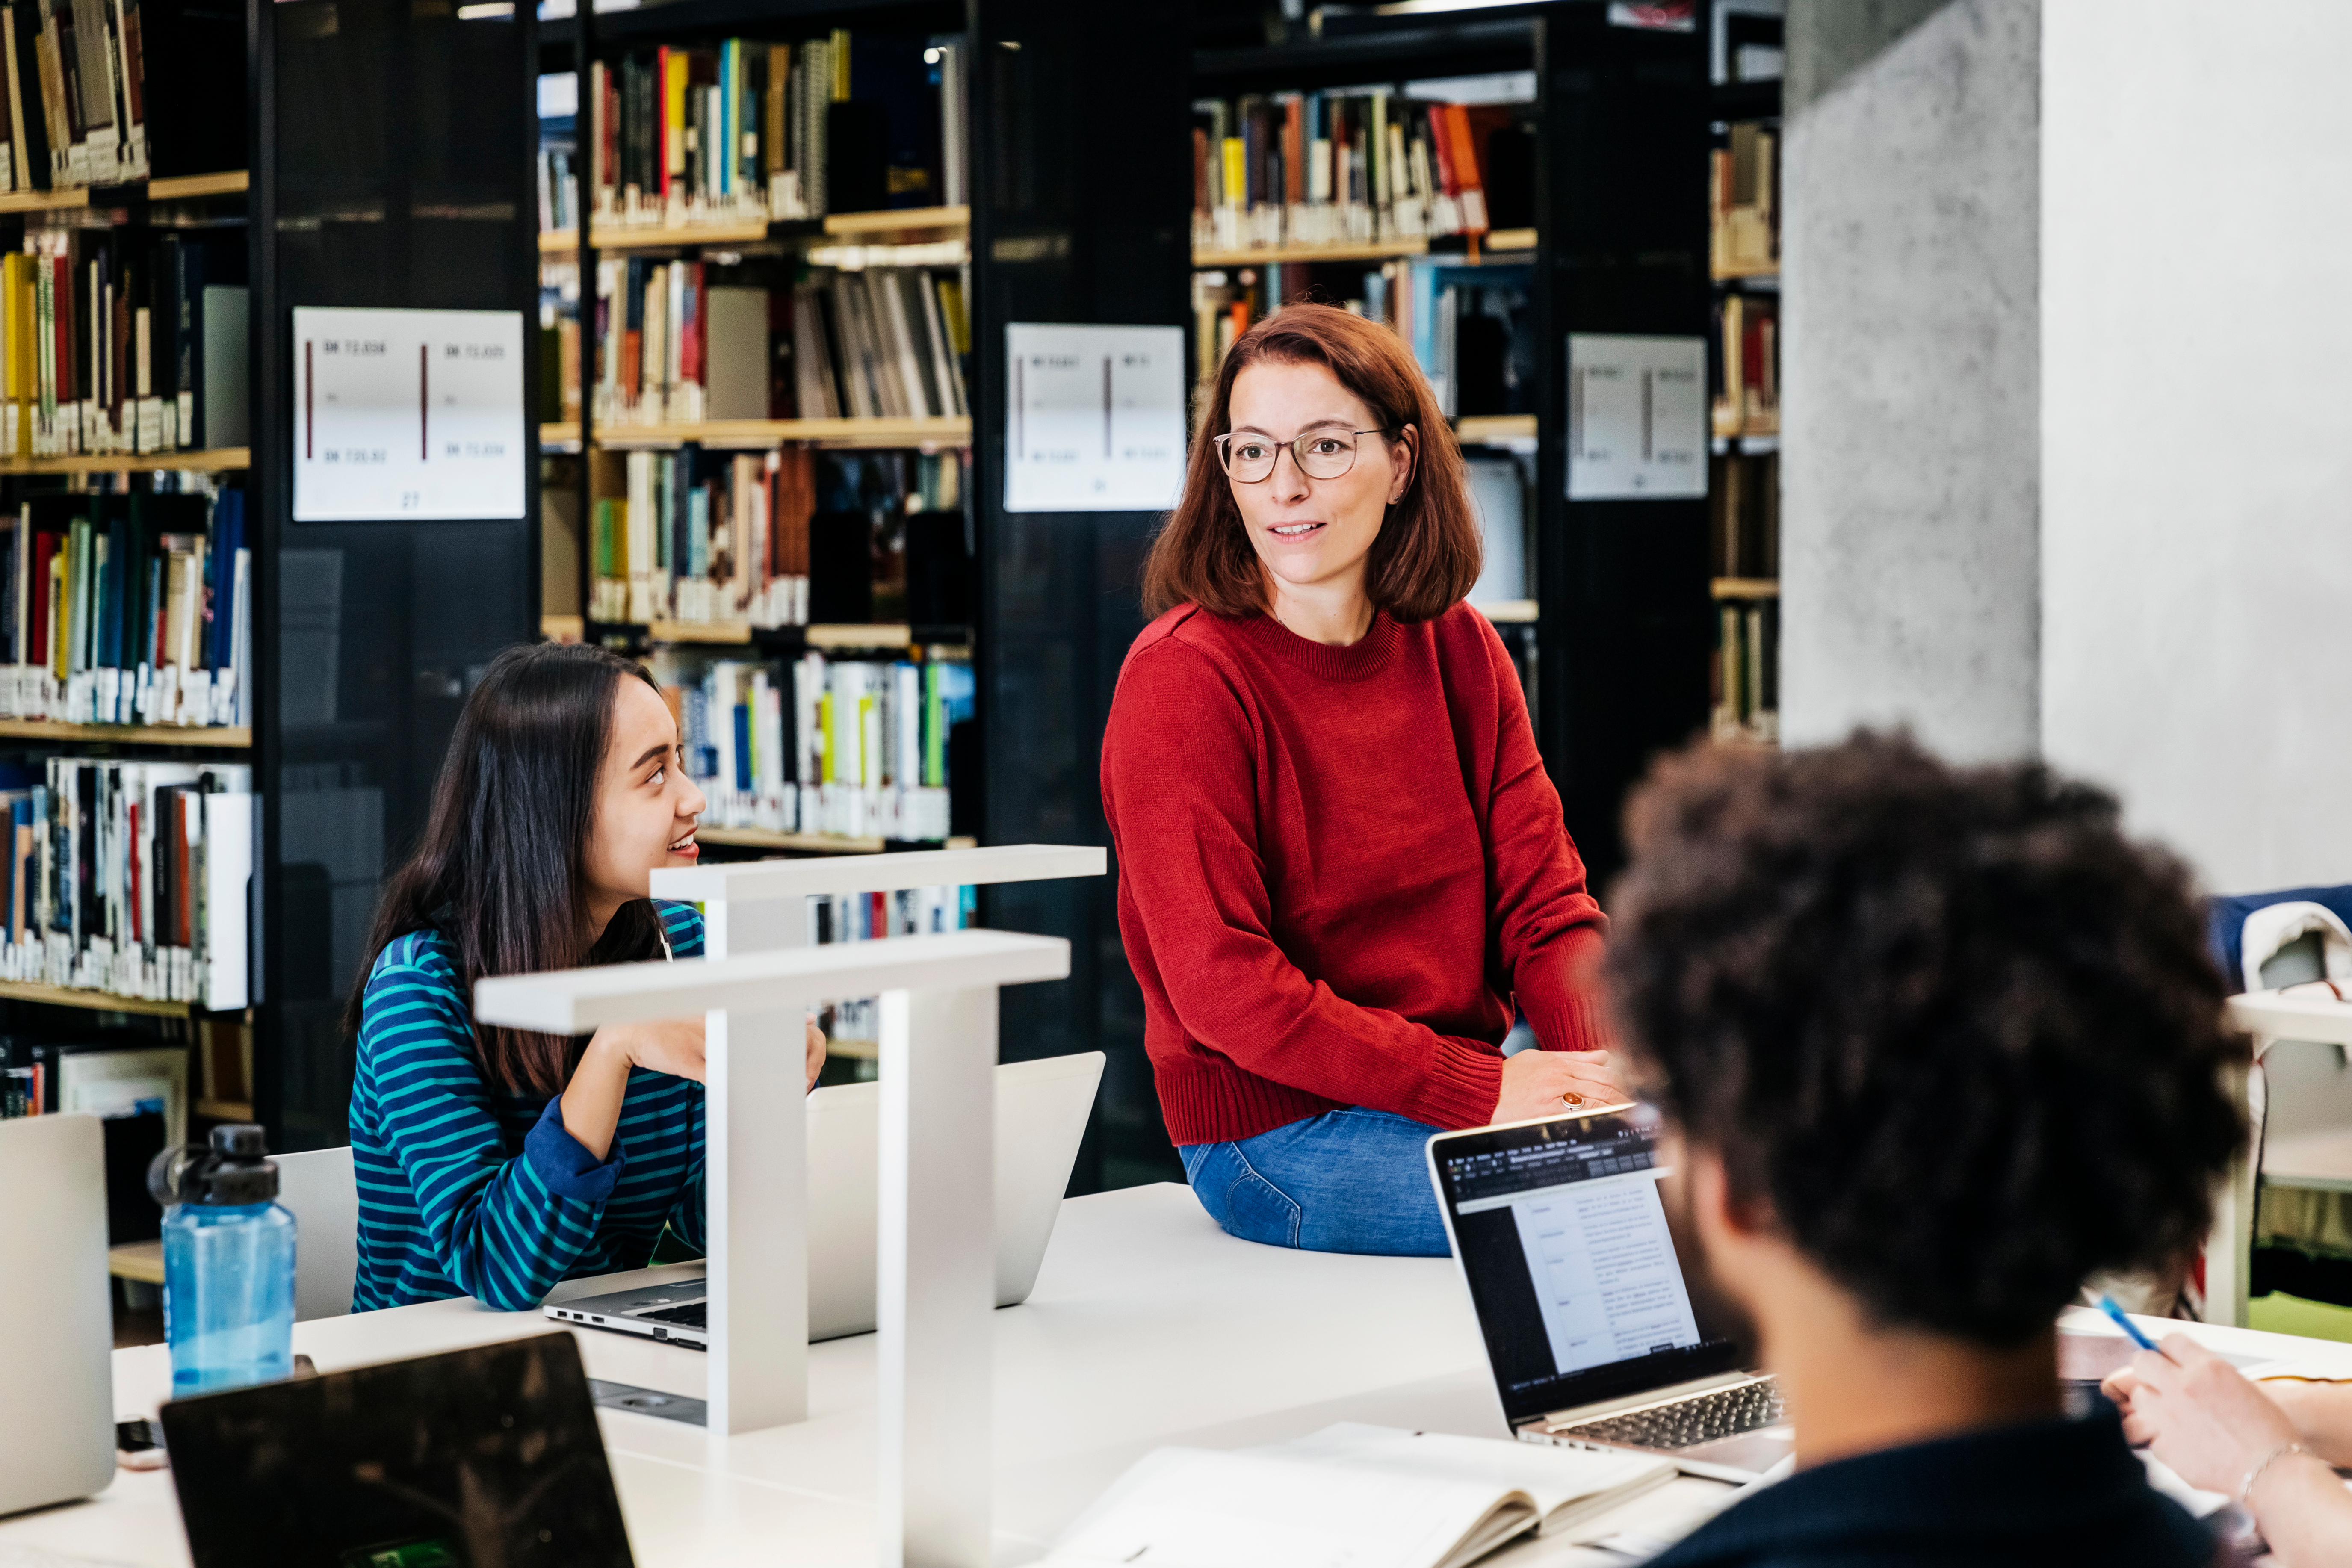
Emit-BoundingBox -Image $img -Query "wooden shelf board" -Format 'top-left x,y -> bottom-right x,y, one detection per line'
108,1241 -> 165,1284
0,446 -> 248,476
1711,264 -> 1779,281
0,186 -> 89,213
541,614 -> 586,643
194,1098 -> 254,1123
540,206 -> 968,256
647,619 -> 753,645
0,719 -> 249,748
1456,414 -> 1536,444
825,1037 -> 881,1061
0,169 -> 248,214
1193,237 -> 1429,268
821,204 -> 969,238
1484,228 -> 1536,252
0,978 -> 192,1016
592,417 -> 971,452
695,827 -> 888,854
1711,578 -> 1780,600
1475,599 -> 1539,624
541,219 -> 772,253
149,170 -> 249,201
804,624 -> 918,650
540,422 -> 583,452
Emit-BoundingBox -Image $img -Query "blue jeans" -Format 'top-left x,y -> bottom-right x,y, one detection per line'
1178,1108 -> 1451,1257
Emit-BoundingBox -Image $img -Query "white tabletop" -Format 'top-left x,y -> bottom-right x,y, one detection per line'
8,1183 -> 2351,1568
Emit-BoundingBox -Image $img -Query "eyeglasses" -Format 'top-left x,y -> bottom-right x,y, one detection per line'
1213,427 -> 1391,484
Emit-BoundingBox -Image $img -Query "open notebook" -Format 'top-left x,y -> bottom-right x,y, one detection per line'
1041,1422 -> 1677,1568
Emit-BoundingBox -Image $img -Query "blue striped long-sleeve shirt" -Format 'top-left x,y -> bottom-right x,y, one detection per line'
349,900 -> 706,1312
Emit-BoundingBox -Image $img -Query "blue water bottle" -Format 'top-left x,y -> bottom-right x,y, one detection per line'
147,1124 -> 296,1395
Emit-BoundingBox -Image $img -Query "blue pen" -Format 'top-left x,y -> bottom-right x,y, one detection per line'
2096,1293 -> 2160,1353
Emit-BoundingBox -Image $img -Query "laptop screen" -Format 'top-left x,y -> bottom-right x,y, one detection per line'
1429,1109 -> 1749,1429
160,1333 -> 635,1568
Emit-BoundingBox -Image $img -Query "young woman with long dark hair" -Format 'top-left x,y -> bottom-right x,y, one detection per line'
1102,304 -> 1623,1258
344,642 -> 823,1311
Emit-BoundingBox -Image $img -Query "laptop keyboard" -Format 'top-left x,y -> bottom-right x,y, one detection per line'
1553,1379 -> 1783,1450
635,1302 -> 707,1329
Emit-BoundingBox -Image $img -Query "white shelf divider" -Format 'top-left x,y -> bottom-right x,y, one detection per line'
653,843 -> 1107,956
480,846 -> 1105,1568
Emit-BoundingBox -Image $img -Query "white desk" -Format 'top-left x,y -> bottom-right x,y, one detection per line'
9,1184 -> 2351,1567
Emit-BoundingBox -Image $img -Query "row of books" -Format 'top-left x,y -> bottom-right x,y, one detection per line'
1712,600 -> 1779,747
1191,260 -> 1534,422
1714,292 -> 1778,439
588,447 -> 815,629
590,258 -> 969,429
553,30 -> 969,233
0,484 -> 250,726
812,883 -> 975,1048
1191,93 -> 1520,253
1710,450 -> 1779,582
563,446 -> 968,632
0,231 -> 248,457
0,758 -> 252,1008
0,0 -> 242,193
1711,121 -> 1779,278
656,647 -> 972,843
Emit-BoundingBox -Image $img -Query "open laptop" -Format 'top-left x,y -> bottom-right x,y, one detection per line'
549,1050 -> 1103,1348
163,1333 -> 632,1568
1427,1105 -> 1794,1484
0,1113 -> 115,1518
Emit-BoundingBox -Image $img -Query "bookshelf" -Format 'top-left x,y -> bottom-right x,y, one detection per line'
0,0 -> 265,1148
1708,20 -> 1784,750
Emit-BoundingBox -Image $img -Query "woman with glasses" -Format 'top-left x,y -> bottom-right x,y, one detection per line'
1101,304 -> 1622,1257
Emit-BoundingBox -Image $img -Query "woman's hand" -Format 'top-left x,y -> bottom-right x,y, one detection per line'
2102,1335 -> 2301,1494
1491,1048 -> 1632,1125
805,1017 -> 827,1092
596,1019 -> 709,1082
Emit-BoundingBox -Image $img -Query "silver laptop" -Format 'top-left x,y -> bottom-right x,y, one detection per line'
0,1113 -> 116,1516
549,1050 -> 1103,1348
1427,1106 -> 1794,1484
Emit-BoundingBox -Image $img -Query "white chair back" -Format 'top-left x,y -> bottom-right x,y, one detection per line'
275,1145 -> 358,1321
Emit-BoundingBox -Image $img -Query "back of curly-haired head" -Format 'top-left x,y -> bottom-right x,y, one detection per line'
1604,730 -> 2247,1347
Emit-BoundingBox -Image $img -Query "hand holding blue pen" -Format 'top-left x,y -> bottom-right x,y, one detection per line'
2096,1293 -> 2165,1355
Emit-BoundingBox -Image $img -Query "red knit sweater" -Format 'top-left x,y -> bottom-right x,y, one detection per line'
1101,602 -> 1609,1146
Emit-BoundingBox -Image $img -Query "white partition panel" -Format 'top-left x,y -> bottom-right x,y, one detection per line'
475,924 -> 1073,1568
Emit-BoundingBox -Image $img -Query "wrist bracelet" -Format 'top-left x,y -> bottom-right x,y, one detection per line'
2238,1441 -> 2308,1507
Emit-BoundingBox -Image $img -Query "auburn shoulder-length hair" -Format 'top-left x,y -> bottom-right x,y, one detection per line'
1142,303 -> 1480,623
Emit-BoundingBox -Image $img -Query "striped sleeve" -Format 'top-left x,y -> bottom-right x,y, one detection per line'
357,935 -> 619,1311
652,898 -> 707,1252
655,899 -> 705,957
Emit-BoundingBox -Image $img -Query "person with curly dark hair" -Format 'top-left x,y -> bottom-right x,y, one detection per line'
1604,731 -> 2249,1568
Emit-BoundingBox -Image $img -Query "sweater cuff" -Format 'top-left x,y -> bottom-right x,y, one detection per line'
1523,925 -> 1614,1054
1526,989 -> 1613,1054
1412,1039 -> 1508,1131
525,1096 -> 627,1203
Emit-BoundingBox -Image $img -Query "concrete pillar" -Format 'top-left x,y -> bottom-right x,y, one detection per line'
1780,0 -> 2042,763
1785,0 -> 2352,889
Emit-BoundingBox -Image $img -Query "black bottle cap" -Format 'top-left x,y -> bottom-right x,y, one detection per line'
148,1123 -> 280,1207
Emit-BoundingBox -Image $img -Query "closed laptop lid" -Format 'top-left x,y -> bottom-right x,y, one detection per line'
1427,1107 -> 1752,1430
161,1333 -> 633,1568
0,1113 -> 114,1518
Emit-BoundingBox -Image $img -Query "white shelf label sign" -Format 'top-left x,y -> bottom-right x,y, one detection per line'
1004,324 -> 1186,513
1566,334 -> 1708,501
293,306 -> 527,522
